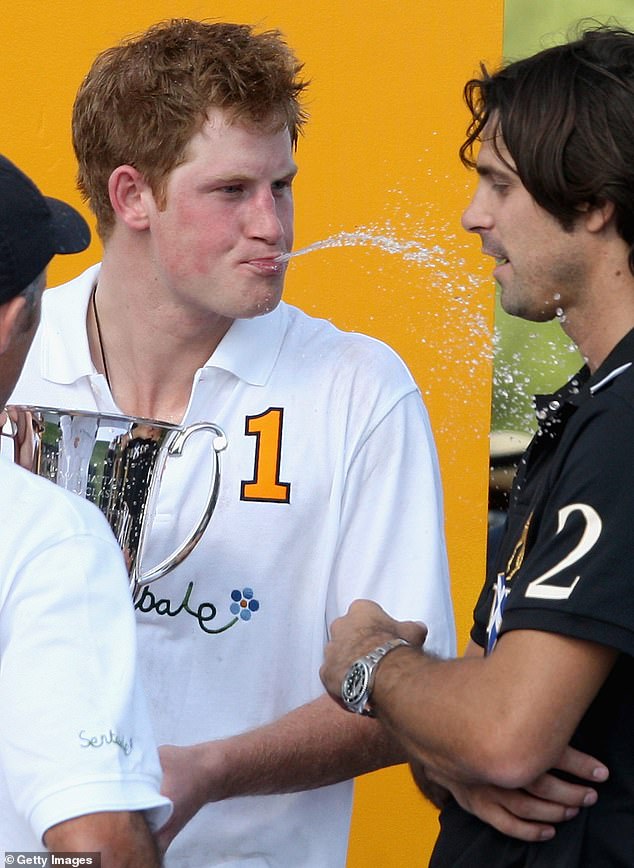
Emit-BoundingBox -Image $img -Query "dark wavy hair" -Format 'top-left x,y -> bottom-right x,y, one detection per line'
461,23 -> 634,273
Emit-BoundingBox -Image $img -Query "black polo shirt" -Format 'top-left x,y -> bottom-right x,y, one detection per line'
431,329 -> 634,867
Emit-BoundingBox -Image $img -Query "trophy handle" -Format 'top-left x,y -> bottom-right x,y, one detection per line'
131,423 -> 227,592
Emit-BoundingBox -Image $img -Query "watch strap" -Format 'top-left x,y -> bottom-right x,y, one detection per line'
342,636 -> 413,716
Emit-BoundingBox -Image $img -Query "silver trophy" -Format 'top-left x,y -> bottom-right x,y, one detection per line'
8,405 -> 227,595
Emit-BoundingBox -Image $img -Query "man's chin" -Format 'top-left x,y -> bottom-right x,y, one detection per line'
499,292 -> 557,324
241,292 -> 283,319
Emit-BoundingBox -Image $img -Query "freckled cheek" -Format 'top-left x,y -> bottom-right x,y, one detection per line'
165,225 -> 232,278
163,243 -> 219,279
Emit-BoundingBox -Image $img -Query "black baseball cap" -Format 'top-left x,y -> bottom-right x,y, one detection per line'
0,154 -> 90,304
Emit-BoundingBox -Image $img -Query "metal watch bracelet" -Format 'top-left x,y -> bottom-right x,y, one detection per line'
340,637 -> 413,716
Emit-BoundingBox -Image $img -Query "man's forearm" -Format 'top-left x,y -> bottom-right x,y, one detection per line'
157,692 -> 407,851
44,811 -> 160,868
225,693 -> 405,794
321,601 -> 616,790
176,693 -> 406,801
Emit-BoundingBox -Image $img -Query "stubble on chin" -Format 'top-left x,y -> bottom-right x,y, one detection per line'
499,284 -> 558,324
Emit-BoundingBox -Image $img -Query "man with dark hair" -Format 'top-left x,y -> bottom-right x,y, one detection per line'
11,19 -> 455,866
0,154 -> 170,864
321,24 -> 634,866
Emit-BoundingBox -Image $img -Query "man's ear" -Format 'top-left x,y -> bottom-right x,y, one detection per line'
0,296 -> 27,355
584,199 -> 616,233
108,165 -> 153,231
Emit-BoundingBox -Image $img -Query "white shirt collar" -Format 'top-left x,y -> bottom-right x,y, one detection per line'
39,263 -> 288,388
40,263 -> 100,384
207,304 -> 287,386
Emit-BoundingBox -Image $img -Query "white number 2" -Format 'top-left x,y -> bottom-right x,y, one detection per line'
525,503 -> 602,601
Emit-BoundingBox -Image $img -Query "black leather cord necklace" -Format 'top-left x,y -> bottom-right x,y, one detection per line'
91,284 -> 112,392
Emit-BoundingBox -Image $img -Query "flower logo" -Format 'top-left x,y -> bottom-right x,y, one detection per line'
230,587 -> 260,621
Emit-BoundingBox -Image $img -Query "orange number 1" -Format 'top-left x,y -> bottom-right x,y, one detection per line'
241,407 -> 291,503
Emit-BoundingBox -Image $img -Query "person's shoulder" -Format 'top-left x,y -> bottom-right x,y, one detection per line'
0,456 -> 112,543
282,302 -> 416,384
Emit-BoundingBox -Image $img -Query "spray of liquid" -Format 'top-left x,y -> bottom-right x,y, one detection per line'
270,223 -> 498,445
275,228 -> 451,268
274,224 -> 577,436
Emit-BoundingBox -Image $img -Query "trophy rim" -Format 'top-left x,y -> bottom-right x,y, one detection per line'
10,404 -> 185,431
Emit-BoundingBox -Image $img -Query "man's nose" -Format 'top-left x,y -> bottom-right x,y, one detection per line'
461,184 -> 492,234
246,191 -> 286,244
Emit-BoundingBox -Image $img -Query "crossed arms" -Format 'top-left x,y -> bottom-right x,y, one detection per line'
320,600 -> 615,843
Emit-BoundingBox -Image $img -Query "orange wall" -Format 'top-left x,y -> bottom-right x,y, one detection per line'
1,2 -> 502,863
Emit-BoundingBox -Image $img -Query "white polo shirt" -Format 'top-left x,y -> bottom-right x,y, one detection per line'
0,455 -> 171,852
12,264 -> 455,867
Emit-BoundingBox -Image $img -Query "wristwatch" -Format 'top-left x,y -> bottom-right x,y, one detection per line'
340,638 -> 412,716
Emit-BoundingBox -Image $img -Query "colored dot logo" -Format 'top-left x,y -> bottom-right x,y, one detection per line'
230,587 -> 260,621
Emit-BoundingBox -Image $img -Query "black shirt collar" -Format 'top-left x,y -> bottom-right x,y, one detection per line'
534,327 -> 634,425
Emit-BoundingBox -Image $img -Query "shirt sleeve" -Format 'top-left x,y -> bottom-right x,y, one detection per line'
0,502 -> 171,842
326,388 -> 456,658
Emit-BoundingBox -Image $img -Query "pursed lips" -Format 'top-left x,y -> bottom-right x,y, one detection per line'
243,255 -> 286,274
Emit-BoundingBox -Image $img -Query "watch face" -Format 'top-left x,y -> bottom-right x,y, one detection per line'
342,661 -> 370,705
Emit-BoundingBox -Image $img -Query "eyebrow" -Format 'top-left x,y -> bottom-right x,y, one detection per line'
475,161 -> 516,181
204,165 -> 298,185
476,160 -> 501,176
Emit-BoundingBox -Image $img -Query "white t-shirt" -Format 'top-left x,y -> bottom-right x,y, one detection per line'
0,454 -> 171,853
12,264 -> 456,867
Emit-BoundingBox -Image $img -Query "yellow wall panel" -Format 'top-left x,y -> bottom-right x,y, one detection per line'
1,2 -> 503,864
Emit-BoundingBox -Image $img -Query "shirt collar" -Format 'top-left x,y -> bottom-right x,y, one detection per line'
586,326 -> 634,395
40,263 -> 100,384
205,303 -> 288,386
39,262 -> 288,387
534,327 -> 634,424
